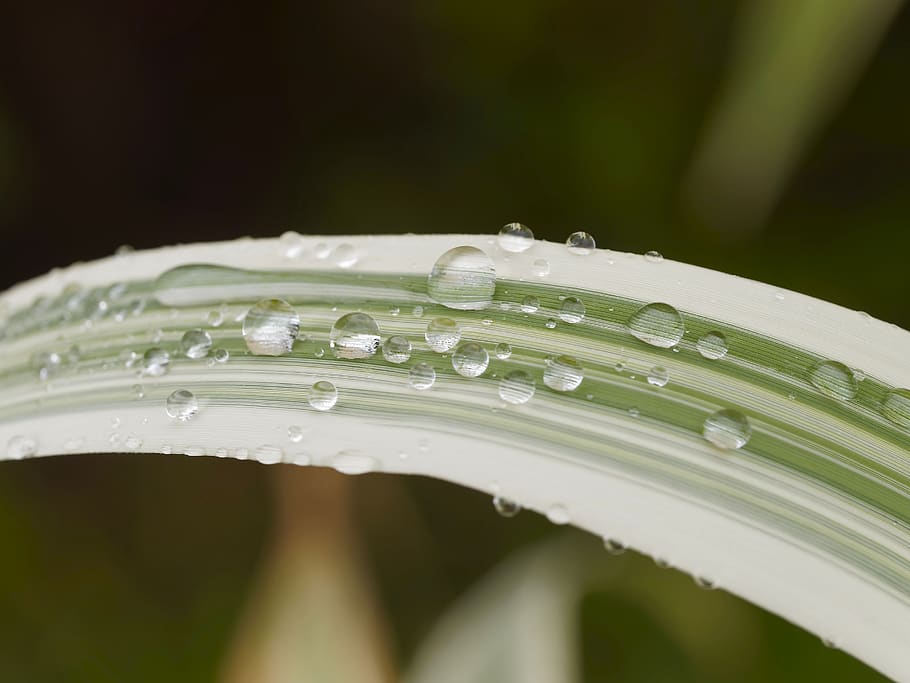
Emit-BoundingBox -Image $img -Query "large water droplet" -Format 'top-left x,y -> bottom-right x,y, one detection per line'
166,389 -> 199,421
242,299 -> 300,356
497,222 -> 534,252
408,362 -> 436,390
702,409 -> 751,449
493,496 -> 521,517
425,317 -> 461,353
647,366 -> 669,387
180,328 -> 213,359
382,335 -> 412,364
142,347 -> 170,376
451,342 -> 489,377
543,355 -> 584,391
558,296 -> 585,323
331,451 -> 377,475
309,381 -> 338,411
329,312 -> 380,359
882,389 -> 910,428
499,370 -> 535,404
566,231 -> 595,254
809,361 -> 857,400
427,246 -> 496,310
696,331 -> 728,360
627,302 -> 685,348
7,435 -> 37,459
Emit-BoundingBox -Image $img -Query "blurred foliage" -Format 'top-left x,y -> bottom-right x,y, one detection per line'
0,0 -> 907,680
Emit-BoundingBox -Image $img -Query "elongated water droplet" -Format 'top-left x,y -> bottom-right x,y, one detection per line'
499,370 -> 535,404
520,295 -> 539,313
546,504 -> 570,524
627,302 -> 684,348
566,231 -> 595,254
696,331 -> 728,360
809,361 -> 857,400
329,312 -> 381,359
497,222 -> 534,252
382,335 -> 412,364
451,342 -> 489,377
694,575 -> 716,590
644,250 -> 663,262
142,347 -> 170,376
702,408 -> 751,449
558,296 -> 585,323
493,496 -> 521,517
331,451 -> 377,475
647,366 -> 669,387
543,355 -> 583,391
180,328 -> 213,359
7,435 -> 37,459
494,342 -> 512,360
408,362 -> 436,390
425,317 -> 461,352
427,246 -> 496,310
242,299 -> 299,356
882,389 -> 910,428
309,381 -> 338,411
254,444 -> 284,465
166,389 -> 199,421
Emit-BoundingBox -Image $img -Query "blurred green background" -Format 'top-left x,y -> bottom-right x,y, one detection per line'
0,1 -> 907,681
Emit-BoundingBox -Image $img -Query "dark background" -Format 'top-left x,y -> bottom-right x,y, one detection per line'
0,1 -> 907,680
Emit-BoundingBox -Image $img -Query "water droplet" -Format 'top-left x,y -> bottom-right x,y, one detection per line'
696,331 -> 728,360
604,538 -> 627,555
213,348 -> 229,363
309,381 -> 338,411
494,342 -> 512,360
546,504 -> 570,525
314,242 -> 330,259
451,342 -> 489,377
543,355 -> 583,391
314,347 -> 325,358
520,295 -> 539,313
254,444 -> 284,465
499,370 -> 535,404
166,389 -> 199,421
280,231 -> 305,258
180,328 -> 213,359
493,496 -> 521,517
382,335 -> 412,364
647,366 -> 669,387
214,447 -> 229,458
774,291 -> 786,301
331,451 -> 377,475
809,361 -> 857,400
644,250 -> 663,262
566,231 -> 595,255
142,347 -> 170,376
408,362 -> 436,390
703,408 -> 751,449
329,312 -> 380,359
288,425 -> 304,443
628,406 -> 640,417
206,309 -> 225,327
821,638 -> 838,650
412,305 -> 424,318
545,318 -> 557,329
425,317 -> 461,352
882,389 -> 910,428
7,435 -> 37,459
558,296 -> 585,323
333,243 -> 358,268
242,298 -> 300,356
427,246 -> 496,310
131,384 -> 145,400
694,575 -> 716,590
531,259 -> 550,277
627,302 -> 685,348
497,222 -> 534,252
124,434 -> 143,450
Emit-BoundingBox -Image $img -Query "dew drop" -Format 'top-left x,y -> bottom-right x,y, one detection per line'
531,258 -> 550,276
142,347 -> 170,376
627,302 -> 685,348
809,360 -> 857,400
520,295 -> 540,313
412,305 -> 424,318
696,331 -> 728,360
206,309 -> 225,327
279,230 -> 305,258
7,435 -> 37,459
494,342 -> 512,360
497,222 -> 534,252
566,231 -> 595,255
694,575 -> 717,590
425,317 -> 461,352
166,389 -> 199,421
604,538 -> 627,555
647,365 -> 670,387
180,328 -> 213,359
451,342 -> 489,377
644,250 -> 663,262
309,380 -> 338,411
882,389 -> 910,428
543,355 -> 584,391
331,451 -> 377,475
124,434 -> 143,450
382,335 -> 412,364
493,496 -> 521,517
288,425 -> 304,443
427,246 -> 496,310
499,370 -> 535,404
242,298 -> 300,356
545,318 -> 557,329
558,296 -> 585,323
254,444 -> 284,465
702,408 -> 751,450
546,504 -> 570,525
329,312 -> 381,359
333,243 -> 358,268
213,348 -> 229,363
408,362 -> 436,390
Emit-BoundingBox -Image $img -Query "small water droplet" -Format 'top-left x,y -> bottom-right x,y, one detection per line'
427,246 -> 496,310
180,328 -> 213,359
497,222 -> 534,252
412,305 -> 424,318
382,335 -> 412,364
206,309 -> 225,327
309,381 -> 338,411
494,342 -> 512,360
546,504 -> 570,525
558,296 -> 585,323
627,302 -> 685,348
493,496 -> 521,517
142,347 -> 170,377
332,243 -> 358,268
425,317 -> 461,352
566,231 -> 595,255
389,305 -> 400,316
774,291 -> 786,301
124,434 -> 143,450
314,347 -> 325,358
821,637 -> 838,650
314,242 -> 330,259
166,389 -> 199,421
882,389 -> 910,428
288,425 -> 304,443
644,250 -> 663,262
329,312 -> 381,359
279,231 -> 306,258
213,348 -> 229,363
7,435 -> 37,459
254,444 -> 284,465
628,406 -> 640,417
331,451 -> 377,475
604,538 -> 626,555
520,295 -> 539,313
647,365 -> 670,387
545,318 -> 557,329
694,575 -> 716,590
408,362 -> 436,390
531,258 -> 550,276
809,360 -> 857,400
242,298 -> 300,356
214,447 -> 229,458
696,331 -> 728,360
543,355 -> 583,392
499,370 -> 535,404
452,342 -> 489,377
703,408 -> 751,449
